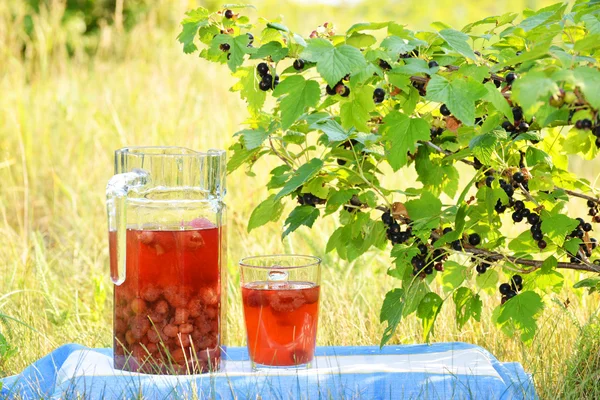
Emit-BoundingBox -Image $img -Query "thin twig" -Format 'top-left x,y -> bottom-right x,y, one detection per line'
268,137 -> 296,171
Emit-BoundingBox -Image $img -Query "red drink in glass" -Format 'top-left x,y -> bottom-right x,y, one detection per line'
241,281 -> 320,366
111,225 -> 223,374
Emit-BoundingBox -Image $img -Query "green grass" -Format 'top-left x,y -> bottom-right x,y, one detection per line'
0,1 -> 599,399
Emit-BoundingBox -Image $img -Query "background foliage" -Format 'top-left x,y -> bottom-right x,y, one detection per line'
0,1 -> 599,398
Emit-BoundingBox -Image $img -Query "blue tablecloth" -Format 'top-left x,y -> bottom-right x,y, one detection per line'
1,342 -> 536,399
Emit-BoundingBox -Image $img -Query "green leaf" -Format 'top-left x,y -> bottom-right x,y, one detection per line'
340,86 -> 375,132
453,287 -> 482,329
177,8 -> 210,53
416,292 -> 444,342
404,191 -> 442,230
300,39 -> 367,87
426,74 -> 487,126
248,194 -> 285,232
231,67 -> 266,114
346,33 -> 377,48
302,177 -> 329,199
469,131 -> 501,165
250,41 -> 289,62
511,72 -> 559,116
325,188 -> 357,215
266,22 -> 289,32
227,142 -> 260,173
495,291 -> 544,343
440,261 -> 468,292
573,67 -> 600,110
310,119 -> 348,142
282,206 -> 320,238
237,128 -> 268,150
438,29 -> 476,60
275,158 -> 324,200
381,36 -> 416,54
476,269 -> 499,292
541,214 -> 579,247
347,21 -> 390,34
273,75 -> 321,130
212,34 -> 255,72
483,82 -> 513,123
380,111 -> 430,171
380,288 -> 405,346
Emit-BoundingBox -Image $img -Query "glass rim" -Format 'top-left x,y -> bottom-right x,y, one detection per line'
238,254 -> 322,270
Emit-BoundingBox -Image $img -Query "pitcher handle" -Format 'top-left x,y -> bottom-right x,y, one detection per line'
106,169 -> 149,285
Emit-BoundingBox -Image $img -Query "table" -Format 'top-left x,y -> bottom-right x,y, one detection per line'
0,342 -> 536,399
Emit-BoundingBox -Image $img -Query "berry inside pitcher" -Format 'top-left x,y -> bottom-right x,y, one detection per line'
111,225 -> 222,374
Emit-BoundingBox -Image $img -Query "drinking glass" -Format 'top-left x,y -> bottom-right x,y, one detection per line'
239,255 -> 321,369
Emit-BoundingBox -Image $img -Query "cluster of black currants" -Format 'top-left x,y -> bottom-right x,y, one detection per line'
382,211 -> 412,246
373,88 -> 386,104
499,275 -> 522,304
575,119 -> 600,148
325,79 -> 350,97
297,192 -> 326,207
486,171 -> 527,201
586,199 -> 600,219
566,217 -> 595,262
256,62 -> 279,91
411,243 -> 447,277
501,106 -> 531,137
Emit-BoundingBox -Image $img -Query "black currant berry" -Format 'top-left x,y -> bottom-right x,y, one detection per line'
219,43 -> 231,52
575,120 -> 584,129
325,85 -> 337,96
520,208 -> 531,218
452,241 -> 462,251
382,211 -> 393,226
499,283 -> 512,295
587,200 -> 597,208
440,104 -> 451,116
512,211 -> 523,223
414,258 -> 425,270
476,264 -> 487,274
246,33 -> 254,46
259,81 -> 271,91
506,291 -> 517,300
378,59 -> 392,71
493,78 -> 502,88
495,200 -> 507,214
293,59 -> 305,71
340,85 -> 350,97
428,60 -> 439,68
503,185 -> 514,197
518,122 -> 530,133
512,106 -> 523,121
575,229 -> 585,238
513,172 -> 525,183
502,121 -> 515,132
418,243 -> 428,254
513,200 -> 524,211
262,74 -> 273,86
591,238 -> 598,249
468,233 -> 481,246
374,88 -> 385,99
527,213 -> 540,225
257,62 -> 269,77
224,9 -> 234,19
583,222 -> 593,232
424,265 -> 434,274
532,230 -> 543,241
590,208 -> 598,216
581,119 -> 593,130
538,239 -> 547,249
434,263 -> 444,272
443,227 -> 453,235
505,72 -> 517,85
485,176 -> 494,187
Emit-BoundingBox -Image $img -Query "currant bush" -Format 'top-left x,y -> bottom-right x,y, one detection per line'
180,3 -> 600,345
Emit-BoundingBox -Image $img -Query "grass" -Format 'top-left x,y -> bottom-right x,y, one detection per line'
0,0 -> 599,399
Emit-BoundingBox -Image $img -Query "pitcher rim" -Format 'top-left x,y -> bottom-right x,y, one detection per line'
115,146 -> 226,157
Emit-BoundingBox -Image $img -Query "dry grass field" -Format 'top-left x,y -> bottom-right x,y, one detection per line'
0,1 -> 598,398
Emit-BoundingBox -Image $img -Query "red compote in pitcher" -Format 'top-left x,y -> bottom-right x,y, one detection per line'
106,147 -> 226,374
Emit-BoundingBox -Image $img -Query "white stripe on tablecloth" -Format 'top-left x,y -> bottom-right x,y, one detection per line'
55,348 -> 502,387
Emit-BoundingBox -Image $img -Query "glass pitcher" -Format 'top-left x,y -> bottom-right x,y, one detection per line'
106,146 -> 226,375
